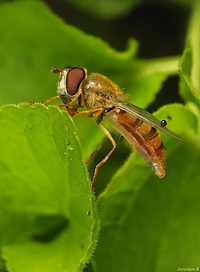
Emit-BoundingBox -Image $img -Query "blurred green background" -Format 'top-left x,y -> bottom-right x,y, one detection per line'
44,0 -> 189,105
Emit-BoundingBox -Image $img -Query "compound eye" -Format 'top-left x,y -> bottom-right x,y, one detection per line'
66,68 -> 86,96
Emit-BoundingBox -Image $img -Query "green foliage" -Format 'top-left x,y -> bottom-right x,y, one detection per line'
65,0 -> 141,20
0,1 -> 199,272
0,104 -> 99,271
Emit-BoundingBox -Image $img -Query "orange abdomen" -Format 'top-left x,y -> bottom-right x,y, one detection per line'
105,109 -> 166,178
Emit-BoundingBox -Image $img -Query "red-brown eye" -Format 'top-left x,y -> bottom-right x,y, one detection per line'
66,68 -> 85,95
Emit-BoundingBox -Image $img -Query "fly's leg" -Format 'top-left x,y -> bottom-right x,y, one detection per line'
64,107 -> 116,189
41,86 -> 85,111
91,122 -> 116,189
64,107 -> 105,117
34,95 -> 79,116
28,95 -> 60,105
58,89 -> 86,109
39,92 -> 84,116
40,95 -> 60,104
86,137 -> 108,165
65,108 -> 109,164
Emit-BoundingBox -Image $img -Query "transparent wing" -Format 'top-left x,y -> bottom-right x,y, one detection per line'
111,101 -> 185,142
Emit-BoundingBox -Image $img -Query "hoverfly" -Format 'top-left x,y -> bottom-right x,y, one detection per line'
47,67 -> 183,187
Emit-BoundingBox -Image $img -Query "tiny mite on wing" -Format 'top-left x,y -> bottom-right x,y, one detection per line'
46,67 -> 183,187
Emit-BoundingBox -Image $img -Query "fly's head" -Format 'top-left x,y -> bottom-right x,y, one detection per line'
51,67 -> 87,105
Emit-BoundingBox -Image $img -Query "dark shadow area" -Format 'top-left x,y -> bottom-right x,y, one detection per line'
31,214 -> 69,243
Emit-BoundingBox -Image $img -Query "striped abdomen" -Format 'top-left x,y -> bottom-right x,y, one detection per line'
105,109 -> 166,178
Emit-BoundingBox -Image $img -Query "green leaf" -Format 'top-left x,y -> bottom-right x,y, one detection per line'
93,104 -> 199,272
0,104 -> 99,271
65,0 -> 141,20
179,1 -> 200,104
185,1 -> 200,93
